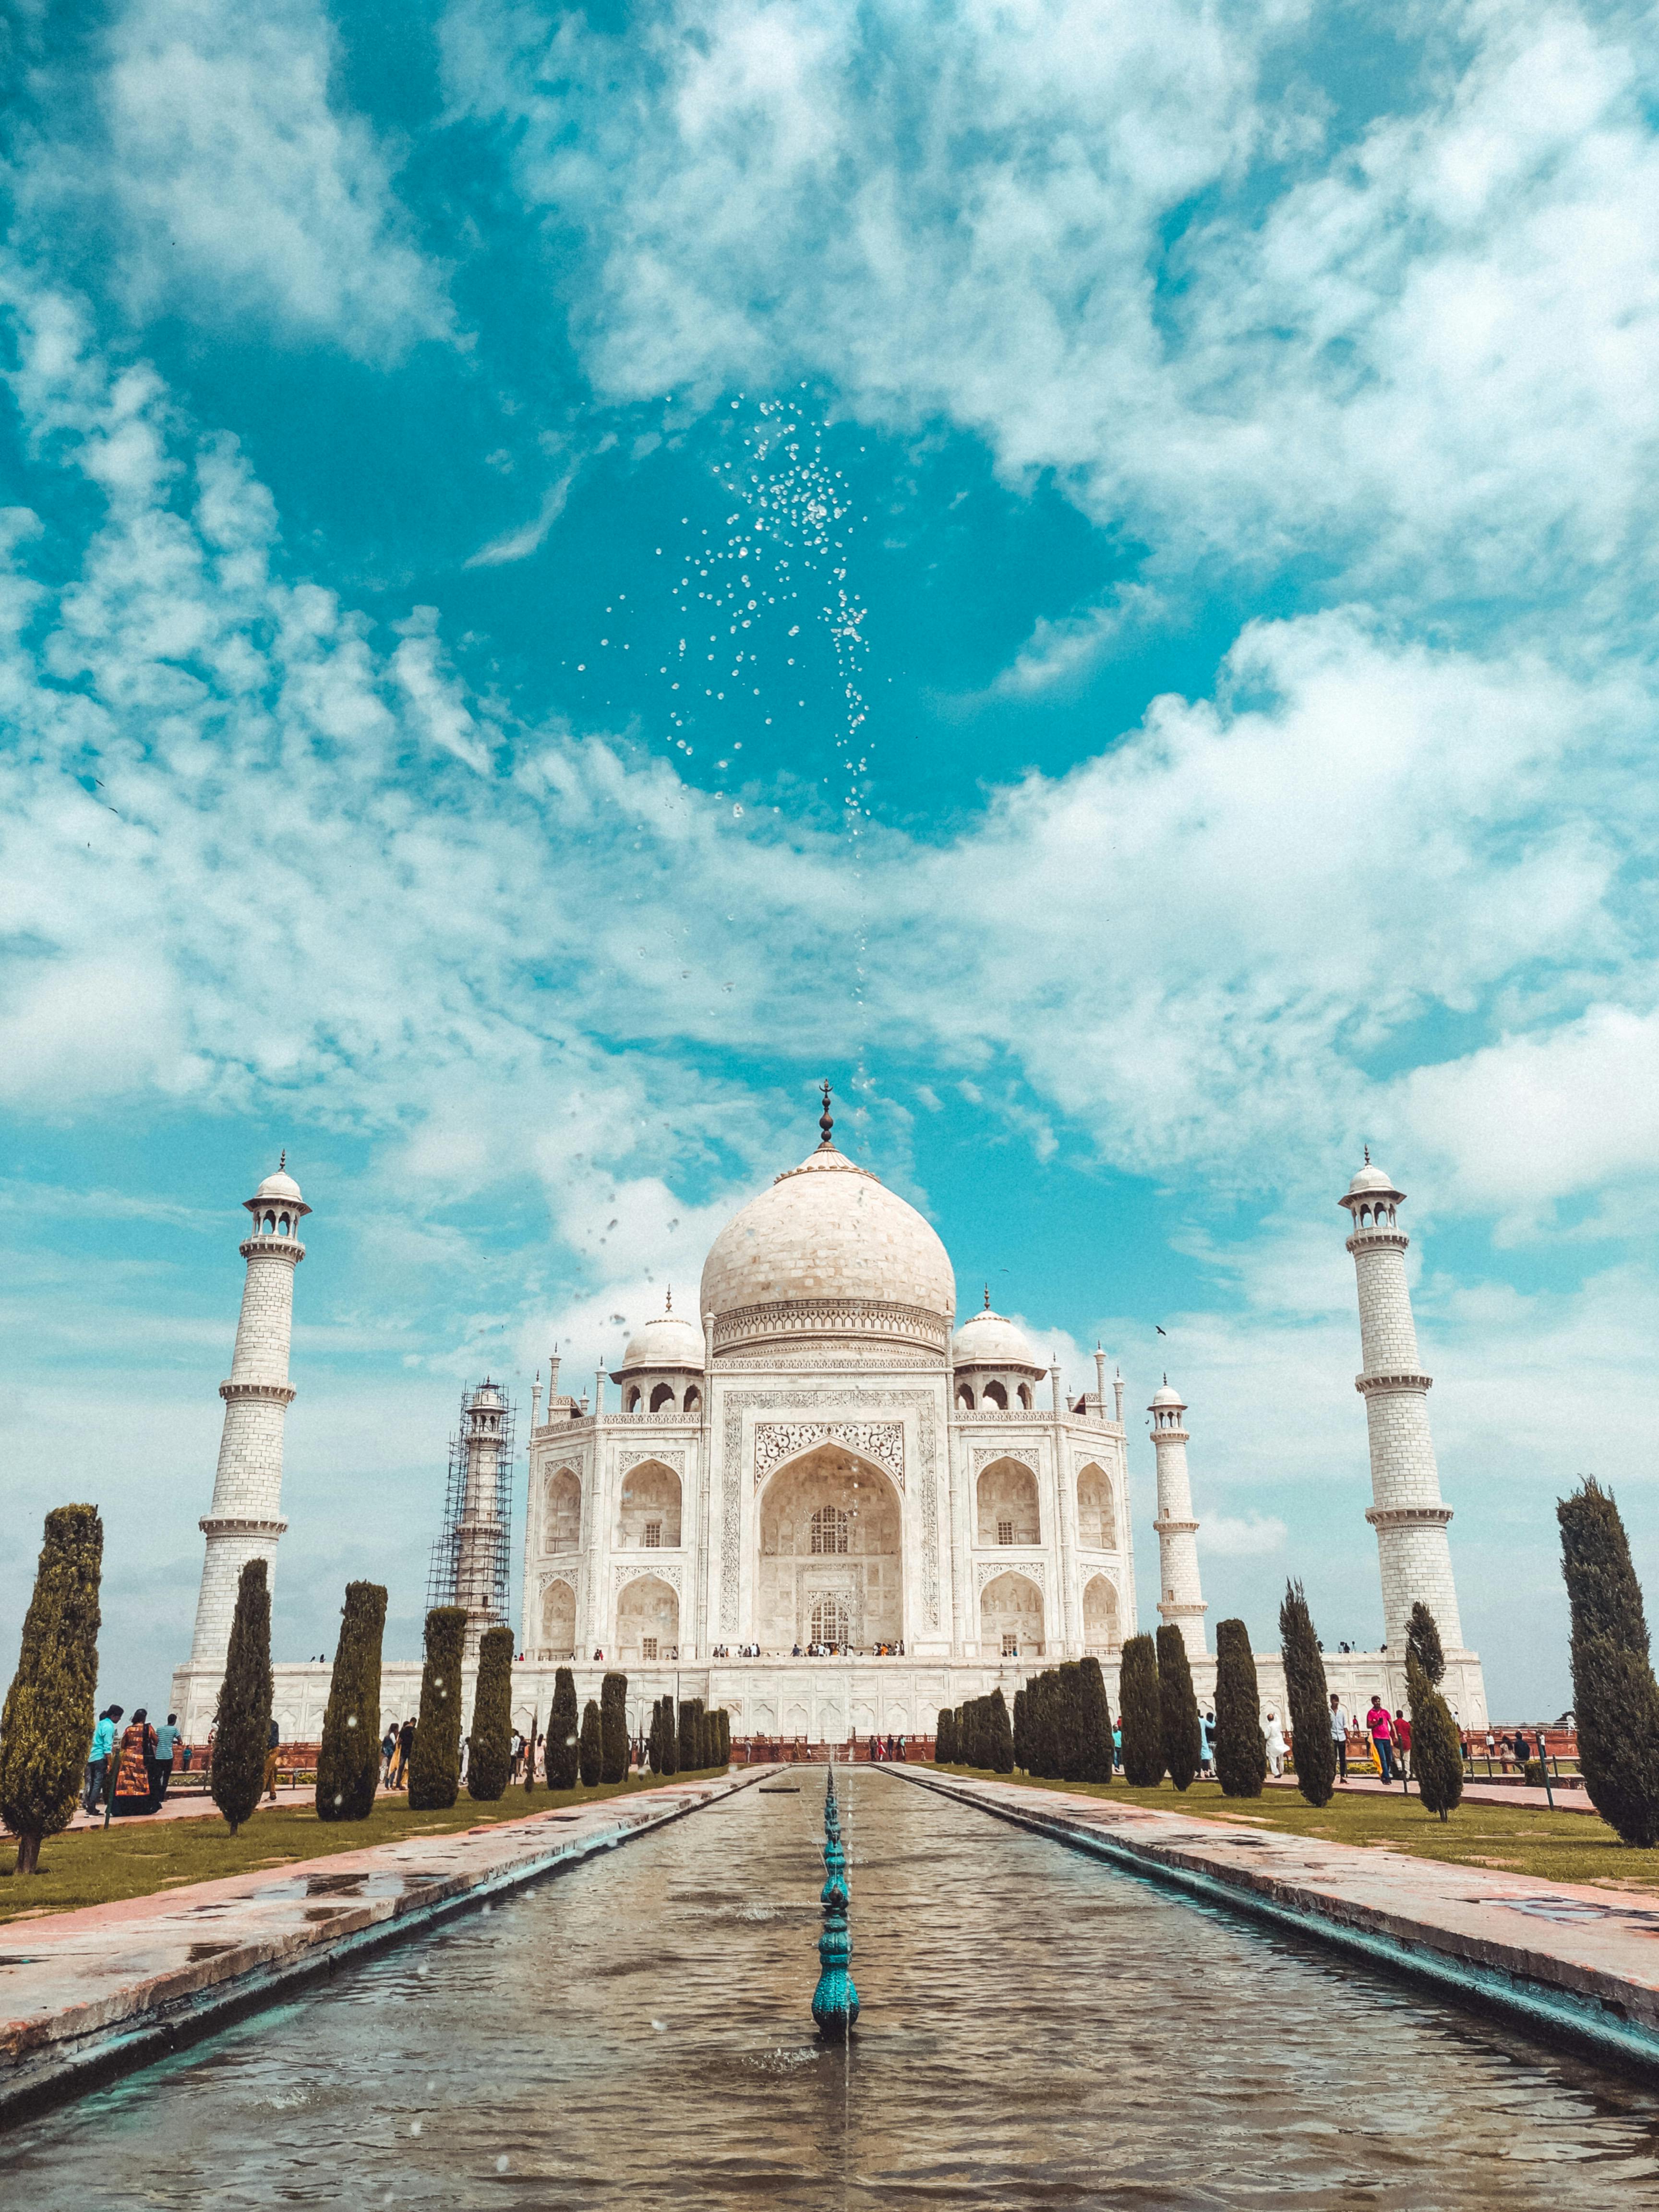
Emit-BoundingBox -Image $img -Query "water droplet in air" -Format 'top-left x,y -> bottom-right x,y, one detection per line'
410,2120 -> 422,2137
496,2155 -> 510,2173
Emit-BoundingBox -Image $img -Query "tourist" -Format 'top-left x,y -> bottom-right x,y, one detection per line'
152,1712 -> 180,1806
1329,1693 -> 1351,1784
264,1716 -> 282,1801
1366,1696 -> 1395,1783
180,1738 -> 193,1774
1394,1709 -> 1412,1780
896,1736 -> 907,1761
1201,1710 -> 1216,1777
381,1725 -> 397,1785
1510,1728 -> 1531,1773
1262,1710 -> 1286,1778
1112,1719 -> 1122,1771
111,1708 -> 158,1817
395,1717 -> 415,1787
84,1704 -> 121,1813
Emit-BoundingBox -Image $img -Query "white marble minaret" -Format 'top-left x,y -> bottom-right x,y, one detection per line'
1340,1155 -> 1465,1653
1150,1377 -> 1207,1658
187,1159 -> 309,1671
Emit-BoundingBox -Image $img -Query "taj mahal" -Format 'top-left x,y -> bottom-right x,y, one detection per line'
169,1092 -> 1489,1743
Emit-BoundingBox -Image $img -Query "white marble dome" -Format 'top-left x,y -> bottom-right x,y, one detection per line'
951,1305 -> 1042,1372
1345,1159 -> 1402,1201
698,1138 -> 955,1348
252,1164 -> 306,1207
617,1307 -> 706,1372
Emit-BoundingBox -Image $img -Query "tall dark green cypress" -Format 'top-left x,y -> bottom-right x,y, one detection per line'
546,1666 -> 579,1790
408,1605 -> 467,1811
579,1698 -> 603,1786
1057,1662 -> 1086,1781
678,1697 -> 699,1772
0,1505 -> 103,1874
466,1626 -> 514,1801
1406,1603 -> 1463,1822
986,1688 -> 1014,1773
1559,1480 -> 1659,1847
600,1671 -> 629,1783
209,1559 -> 274,1835
315,1580 -> 387,1821
646,1695 -> 664,1773
1118,1635 -> 1164,1787
1011,1687 -> 1028,1773
1278,1580 -> 1336,1808
934,1707 -> 956,1764
1213,1618 -> 1266,1798
661,1690 -> 679,1775
1076,1657 -> 1114,1784
716,1708 -> 731,1766
1156,1626 -> 1202,1791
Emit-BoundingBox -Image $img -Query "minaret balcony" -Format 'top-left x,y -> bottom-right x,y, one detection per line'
1355,1370 -> 1433,1395
1364,1503 -> 1453,1529
1344,1228 -> 1408,1256
200,1513 -> 289,1537
1152,1515 -> 1199,1536
239,1235 -> 306,1262
218,1379 -> 298,1406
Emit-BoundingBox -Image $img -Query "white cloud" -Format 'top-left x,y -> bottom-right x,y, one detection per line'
103,0 -> 452,361
1202,1513 -> 1287,1557
987,586 -> 1166,697
464,473 -> 576,568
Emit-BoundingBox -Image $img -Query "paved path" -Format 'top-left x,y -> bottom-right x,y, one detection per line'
889,1767 -> 1659,2074
1,1768 -> 766,2122
1268,1773 -> 1596,1814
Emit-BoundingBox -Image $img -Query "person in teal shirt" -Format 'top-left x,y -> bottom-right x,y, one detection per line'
152,1713 -> 181,1805
84,1705 -> 122,1813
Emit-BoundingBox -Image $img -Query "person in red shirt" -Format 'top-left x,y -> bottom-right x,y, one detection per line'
1393,1708 -> 1412,1781
1365,1696 -> 1395,1784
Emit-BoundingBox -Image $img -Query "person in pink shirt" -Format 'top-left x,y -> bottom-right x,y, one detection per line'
1366,1696 -> 1395,1783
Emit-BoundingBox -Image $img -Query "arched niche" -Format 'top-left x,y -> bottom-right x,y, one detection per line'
615,1574 -> 678,1661
976,1457 -> 1039,1546
649,1381 -> 677,1411
1077,1462 -> 1115,1549
980,1570 -> 1045,1657
543,1467 -> 581,1553
1082,1573 -> 1120,1654
618,1460 -> 681,1548
757,1443 -> 901,1652
539,1578 -> 576,1659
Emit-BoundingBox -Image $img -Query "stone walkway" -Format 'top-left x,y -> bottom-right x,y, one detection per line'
1269,1773 -> 1595,1814
1,1768 -> 765,2122
889,1767 -> 1659,2073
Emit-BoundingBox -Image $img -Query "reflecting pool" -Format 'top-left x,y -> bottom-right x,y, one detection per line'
11,1768 -> 1659,2207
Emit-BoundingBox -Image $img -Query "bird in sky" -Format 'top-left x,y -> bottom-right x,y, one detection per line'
1155,1324 -> 1166,1337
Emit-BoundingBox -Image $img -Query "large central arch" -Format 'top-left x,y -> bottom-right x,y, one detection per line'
756,1443 -> 902,1650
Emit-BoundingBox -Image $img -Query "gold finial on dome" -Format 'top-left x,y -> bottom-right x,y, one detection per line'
818,1079 -> 834,1149
665,1284 -> 673,1312
278,1148 -> 286,1170
983,1283 -> 991,1310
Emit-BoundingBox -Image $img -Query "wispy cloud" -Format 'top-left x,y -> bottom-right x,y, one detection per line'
465,472 -> 576,567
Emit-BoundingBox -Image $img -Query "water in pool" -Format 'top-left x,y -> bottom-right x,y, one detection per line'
10,1769 -> 1659,2207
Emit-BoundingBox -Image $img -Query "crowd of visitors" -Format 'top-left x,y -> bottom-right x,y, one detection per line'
81,1707 -> 187,1817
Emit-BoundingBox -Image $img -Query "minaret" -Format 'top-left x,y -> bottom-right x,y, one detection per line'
454,1379 -> 511,1657
188,1158 -> 309,1670
1340,1155 -> 1464,1652
1149,1378 -> 1206,1657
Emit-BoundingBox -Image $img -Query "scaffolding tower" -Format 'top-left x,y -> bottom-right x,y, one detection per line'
425,1379 -> 517,1655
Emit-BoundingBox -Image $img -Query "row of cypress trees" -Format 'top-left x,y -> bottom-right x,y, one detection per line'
937,1687 -> 1015,1771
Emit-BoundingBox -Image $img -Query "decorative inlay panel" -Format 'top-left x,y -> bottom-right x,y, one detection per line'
970,1444 -> 1039,1479
537,1570 -> 578,1595
712,1298 -> 950,1351
752,1421 -> 904,1494
719,1390 -> 940,1635
619,1448 -> 686,1477
613,1561 -> 683,1595
976,1557 -> 1046,1592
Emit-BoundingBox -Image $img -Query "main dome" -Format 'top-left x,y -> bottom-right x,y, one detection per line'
698,1135 -> 956,1357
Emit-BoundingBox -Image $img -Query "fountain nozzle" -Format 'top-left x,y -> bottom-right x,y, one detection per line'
811,1765 -> 859,2042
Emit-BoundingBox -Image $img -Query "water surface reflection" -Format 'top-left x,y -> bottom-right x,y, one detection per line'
12,1768 -> 1659,2207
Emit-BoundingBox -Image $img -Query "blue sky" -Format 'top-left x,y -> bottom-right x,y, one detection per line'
5,0 -> 1659,1715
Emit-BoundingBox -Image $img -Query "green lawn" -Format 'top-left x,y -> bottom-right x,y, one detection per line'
927,1765 -> 1658,1892
0,1768 -> 730,1925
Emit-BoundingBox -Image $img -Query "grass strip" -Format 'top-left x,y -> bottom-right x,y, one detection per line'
1,1768 -> 730,1925
927,1766 -> 1659,1892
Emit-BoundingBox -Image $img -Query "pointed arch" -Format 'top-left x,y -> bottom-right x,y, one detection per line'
1076,1462 -> 1116,1549
618,1460 -> 681,1548
976,1457 -> 1039,1546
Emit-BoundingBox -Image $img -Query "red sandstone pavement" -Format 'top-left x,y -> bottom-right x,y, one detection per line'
1,1768 -> 766,2116
1268,1773 -> 1597,1814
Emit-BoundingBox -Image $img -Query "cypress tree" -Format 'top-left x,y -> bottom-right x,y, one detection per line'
1405,1600 -> 1444,1688
211,1559 -> 274,1836
1213,1618 -> 1267,1799
1278,1580 -> 1336,1808
1029,1672 -> 1058,1779
716,1708 -> 731,1766
1156,1627 -> 1202,1791
647,1696 -> 664,1773
661,1690 -> 679,1775
600,1671 -> 629,1783
677,1697 -> 699,1771
1559,1480 -> 1659,1847
466,1626 -> 514,1801
0,1505 -> 103,1875
546,1666 -> 579,1790
315,1580 -> 387,1822
935,1707 -> 956,1764
1012,1687 -> 1028,1773
579,1698 -> 603,1785
1076,1657 -> 1113,1784
1407,1625 -> 1464,1823
1118,1635 -> 1164,1786
1055,1662 -> 1085,1781
986,1688 -> 1015,1773
408,1605 -> 467,1811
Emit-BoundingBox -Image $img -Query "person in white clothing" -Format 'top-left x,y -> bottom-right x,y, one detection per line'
1262,1710 -> 1287,1779
1329,1692 -> 1352,1785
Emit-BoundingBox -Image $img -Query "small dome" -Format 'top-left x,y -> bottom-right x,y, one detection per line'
952,1306 -> 1042,1371
1344,1158 -> 1404,1204
616,1308 -> 706,1373
1150,1380 -> 1185,1409
248,1158 -> 308,1217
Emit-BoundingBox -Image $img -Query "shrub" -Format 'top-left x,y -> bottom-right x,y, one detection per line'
1558,1480 -> 1659,1848
579,1699 -> 603,1786
1118,1636 -> 1164,1787
0,1505 -> 103,1874
315,1581 -> 387,1822
1156,1627 -> 1202,1791
1213,1618 -> 1267,1799
678,1697 -> 700,1772
466,1626 -> 514,1801
1076,1657 -> 1114,1785
408,1606 -> 467,1811
935,1707 -> 956,1764
1278,1580 -> 1336,1808
1053,1664 -> 1083,1782
715,1708 -> 731,1766
546,1667 -> 579,1790
600,1671 -> 629,1783
1011,1688 -> 1028,1773
647,1695 -> 665,1773
986,1688 -> 1015,1773
211,1560 -> 274,1836
1025,1672 -> 1056,1779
